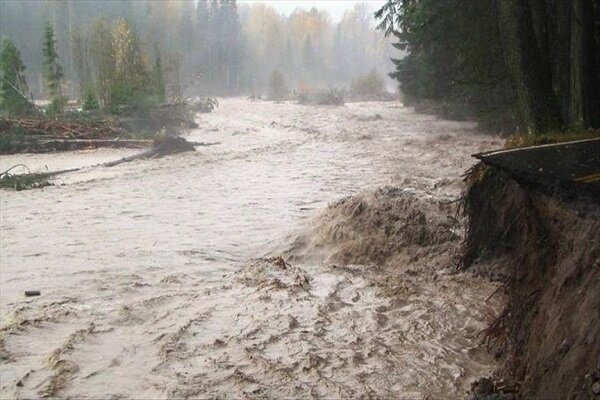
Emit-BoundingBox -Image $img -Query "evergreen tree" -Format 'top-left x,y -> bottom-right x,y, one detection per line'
219,0 -> 241,94
111,18 -> 151,110
2,1 -> 395,100
375,0 -> 599,132
301,35 -> 314,73
89,18 -> 115,109
153,53 -> 166,103
82,85 -> 100,111
0,39 -> 33,116
206,0 -> 220,93
72,27 -> 91,97
43,22 -> 66,114
194,0 -> 210,91
268,69 -> 287,101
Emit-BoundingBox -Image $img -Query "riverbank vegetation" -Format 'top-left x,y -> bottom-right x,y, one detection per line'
0,21 -> 216,154
0,166 -> 52,191
0,1 -> 397,153
375,0 -> 600,137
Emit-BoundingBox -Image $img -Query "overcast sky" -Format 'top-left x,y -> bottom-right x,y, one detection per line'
239,1 -> 387,22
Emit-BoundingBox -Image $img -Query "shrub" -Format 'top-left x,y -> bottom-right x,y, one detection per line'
352,68 -> 385,96
316,87 -> 345,106
268,69 -> 288,102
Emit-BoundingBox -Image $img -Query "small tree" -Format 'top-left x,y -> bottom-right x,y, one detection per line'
0,39 -> 33,116
268,69 -> 287,101
43,22 -> 66,114
111,18 -> 151,111
82,86 -> 100,111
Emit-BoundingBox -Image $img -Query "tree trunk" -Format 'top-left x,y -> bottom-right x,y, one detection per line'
569,0 -> 584,125
550,0 -> 572,123
580,0 -> 600,127
497,0 -> 561,134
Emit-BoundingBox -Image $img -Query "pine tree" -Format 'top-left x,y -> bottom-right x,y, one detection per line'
89,18 -> 115,109
302,35 -> 314,73
154,54 -> 166,103
219,0 -> 241,94
72,27 -> 91,98
195,0 -> 210,88
268,69 -> 287,101
43,22 -> 66,114
0,39 -> 33,116
82,86 -> 100,111
207,0 -> 219,93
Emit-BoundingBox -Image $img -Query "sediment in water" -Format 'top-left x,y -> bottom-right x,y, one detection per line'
286,186 -> 461,269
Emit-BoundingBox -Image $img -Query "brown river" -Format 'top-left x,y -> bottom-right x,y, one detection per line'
0,99 -> 505,399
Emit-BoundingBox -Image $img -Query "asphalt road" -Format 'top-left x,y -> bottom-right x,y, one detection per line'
474,138 -> 600,194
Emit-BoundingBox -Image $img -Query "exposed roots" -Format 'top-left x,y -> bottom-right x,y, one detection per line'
461,162 -> 600,399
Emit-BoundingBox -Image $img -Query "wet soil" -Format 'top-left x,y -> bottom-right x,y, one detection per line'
1,99 -> 504,398
462,166 -> 600,399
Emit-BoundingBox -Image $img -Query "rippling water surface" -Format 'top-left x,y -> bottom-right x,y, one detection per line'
0,99 -> 504,398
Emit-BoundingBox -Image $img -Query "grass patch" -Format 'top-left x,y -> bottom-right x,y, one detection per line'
0,172 -> 52,191
505,127 -> 600,149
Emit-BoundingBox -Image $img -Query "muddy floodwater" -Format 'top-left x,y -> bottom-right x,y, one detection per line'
1,99 -> 505,399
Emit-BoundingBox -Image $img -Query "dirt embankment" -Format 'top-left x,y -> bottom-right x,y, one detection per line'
461,165 -> 600,399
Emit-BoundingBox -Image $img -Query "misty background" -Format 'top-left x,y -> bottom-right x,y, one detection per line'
0,0 -> 395,100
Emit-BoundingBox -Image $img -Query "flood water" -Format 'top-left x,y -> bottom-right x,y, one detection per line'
1,99 -> 505,398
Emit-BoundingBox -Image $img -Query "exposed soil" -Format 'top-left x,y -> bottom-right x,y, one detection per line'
461,165 -> 600,399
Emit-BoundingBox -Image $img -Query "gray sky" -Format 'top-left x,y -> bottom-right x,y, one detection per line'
240,1 -> 386,22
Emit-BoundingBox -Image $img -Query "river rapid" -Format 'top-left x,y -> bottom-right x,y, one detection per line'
0,99 -> 505,399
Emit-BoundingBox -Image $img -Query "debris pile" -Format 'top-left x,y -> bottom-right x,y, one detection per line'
0,100 -> 209,154
0,117 -> 120,139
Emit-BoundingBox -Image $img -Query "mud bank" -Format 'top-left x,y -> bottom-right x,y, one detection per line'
461,165 -> 600,399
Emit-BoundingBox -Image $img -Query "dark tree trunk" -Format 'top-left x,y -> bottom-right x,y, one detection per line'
498,0 -> 561,134
580,0 -> 600,127
547,0 -> 572,122
570,0 -> 584,124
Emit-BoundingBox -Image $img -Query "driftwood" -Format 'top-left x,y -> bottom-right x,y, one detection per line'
1,136 -> 220,190
0,117 -> 120,139
5,138 -> 153,154
103,136 -> 194,167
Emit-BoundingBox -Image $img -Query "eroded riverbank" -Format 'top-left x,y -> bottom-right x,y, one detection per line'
1,98 -> 504,398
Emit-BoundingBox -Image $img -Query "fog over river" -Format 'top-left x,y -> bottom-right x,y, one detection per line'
0,99 -> 505,398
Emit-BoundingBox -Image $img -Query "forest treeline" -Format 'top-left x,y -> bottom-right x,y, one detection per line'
376,0 -> 600,134
0,0 -> 392,104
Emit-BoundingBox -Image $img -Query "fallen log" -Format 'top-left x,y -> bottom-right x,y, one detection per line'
31,138 -> 152,149
102,136 -> 197,167
0,138 -> 153,154
1,136 -> 220,190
